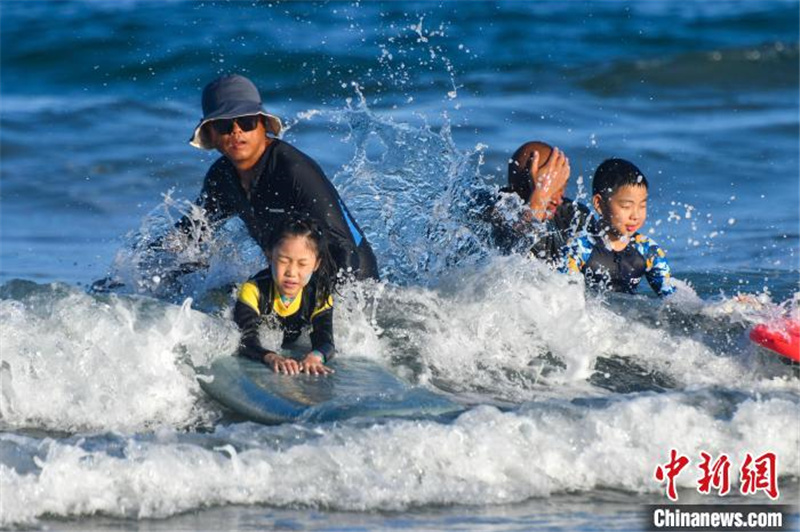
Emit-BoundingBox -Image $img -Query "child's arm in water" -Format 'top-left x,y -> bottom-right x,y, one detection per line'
233,280 -> 301,374
635,235 -> 676,298
301,297 -> 335,375
233,285 -> 277,362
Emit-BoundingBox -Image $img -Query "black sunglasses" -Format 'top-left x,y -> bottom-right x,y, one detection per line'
209,115 -> 261,135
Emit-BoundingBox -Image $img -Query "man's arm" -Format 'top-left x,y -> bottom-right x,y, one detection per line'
527,148 -> 570,222
170,165 -> 237,244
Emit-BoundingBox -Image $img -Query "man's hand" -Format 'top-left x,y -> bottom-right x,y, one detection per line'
528,147 -> 570,221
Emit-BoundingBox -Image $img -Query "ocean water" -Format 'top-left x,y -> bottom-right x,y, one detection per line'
1,1 -> 798,530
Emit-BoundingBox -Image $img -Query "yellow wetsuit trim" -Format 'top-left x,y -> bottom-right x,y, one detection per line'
311,296 -> 334,319
238,281 -> 261,314
272,283 -> 303,317
567,256 -> 582,273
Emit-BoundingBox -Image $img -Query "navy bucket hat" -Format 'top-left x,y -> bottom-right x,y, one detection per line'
190,74 -> 283,149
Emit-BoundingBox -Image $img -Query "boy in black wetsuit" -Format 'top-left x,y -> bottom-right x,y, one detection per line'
562,158 -> 675,297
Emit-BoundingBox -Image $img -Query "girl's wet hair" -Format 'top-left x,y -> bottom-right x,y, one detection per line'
264,215 -> 336,305
592,158 -> 649,201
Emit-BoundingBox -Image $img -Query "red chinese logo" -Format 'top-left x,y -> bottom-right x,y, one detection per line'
654,450 -> 779,501
654,449 -> 690,501
740,452 -> 779,499
697,451 -> 731,496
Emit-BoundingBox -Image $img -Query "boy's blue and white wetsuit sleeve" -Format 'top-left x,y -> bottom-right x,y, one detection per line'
561,235 -> 594,274
631,234 -> 676,297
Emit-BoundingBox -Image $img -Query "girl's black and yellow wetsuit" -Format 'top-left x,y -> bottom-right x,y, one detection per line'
233,268 -> 334,363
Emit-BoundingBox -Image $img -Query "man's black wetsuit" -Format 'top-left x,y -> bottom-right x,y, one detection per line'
479,188 -> 595,264
526,199 -> 594,263
179,139 -> 378,279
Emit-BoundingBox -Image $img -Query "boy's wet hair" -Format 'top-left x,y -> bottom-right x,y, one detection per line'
264,215 -> 336,305
507,140 -> 553,201
592,158 -> 648,201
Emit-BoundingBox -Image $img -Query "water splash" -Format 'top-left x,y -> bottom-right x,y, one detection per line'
100,190 -> 264,305
0,281 -> 239,432
317,91 -> 498,284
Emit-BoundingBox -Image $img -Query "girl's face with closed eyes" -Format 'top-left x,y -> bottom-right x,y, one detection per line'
268,235 -> 320,299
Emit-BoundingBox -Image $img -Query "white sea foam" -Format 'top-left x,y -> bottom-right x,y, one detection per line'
0,284 -> 239,432
1,255 -> 797,527
2,258 -> 796,434
337,257 -> 799,401
105,192 -> 265,302
2,393 -> 797,526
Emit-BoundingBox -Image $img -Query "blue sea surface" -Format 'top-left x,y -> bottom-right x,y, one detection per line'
0,1 -> 798,531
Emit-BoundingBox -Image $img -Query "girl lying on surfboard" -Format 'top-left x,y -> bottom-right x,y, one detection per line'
233,216 -> 337,375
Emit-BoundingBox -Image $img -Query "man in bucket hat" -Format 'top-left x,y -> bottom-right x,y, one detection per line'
179,74 -> 378,280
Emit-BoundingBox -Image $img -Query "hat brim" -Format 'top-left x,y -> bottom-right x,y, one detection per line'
189,110 -> 283,150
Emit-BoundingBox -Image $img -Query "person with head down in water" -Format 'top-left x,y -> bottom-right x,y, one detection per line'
485,140 -> 595,264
